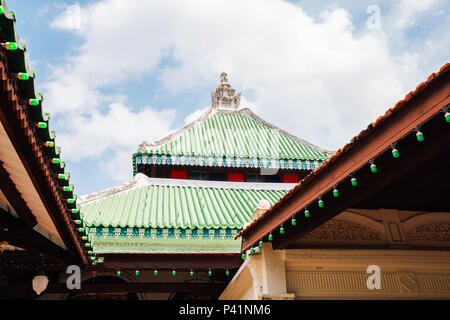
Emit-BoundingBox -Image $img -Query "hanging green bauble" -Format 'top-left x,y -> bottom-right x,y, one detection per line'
28,99 -> 39,106
392,148 -> 399,158
4,42 -> 18,50
333,188 -> 339,198
416,131 -> 424,142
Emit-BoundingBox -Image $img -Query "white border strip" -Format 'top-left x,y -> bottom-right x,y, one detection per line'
79,173 -> 296,204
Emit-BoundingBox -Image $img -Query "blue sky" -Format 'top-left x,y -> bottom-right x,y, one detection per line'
5,0 -> 449,196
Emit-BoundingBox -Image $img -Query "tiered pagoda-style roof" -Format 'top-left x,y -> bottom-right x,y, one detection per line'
134,73 -> 330,176
79,73 -> 331,267
135,109 -> 329,172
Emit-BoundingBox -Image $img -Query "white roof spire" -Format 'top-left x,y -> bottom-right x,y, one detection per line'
211,72 -> 241,110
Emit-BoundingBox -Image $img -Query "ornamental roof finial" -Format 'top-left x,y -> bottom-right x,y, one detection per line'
211,72 -> 241,110
220,72 -> 228,84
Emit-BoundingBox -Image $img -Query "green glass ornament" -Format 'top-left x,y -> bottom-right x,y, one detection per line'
333,189 -> 339,198
416,131 -> 424,142
392,148 -> 399,158
318,199 -> 324,208
28,99 -> 39,106
445,112 -> 450,123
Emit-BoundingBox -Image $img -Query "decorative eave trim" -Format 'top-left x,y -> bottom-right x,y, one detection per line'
133,106 -> 331,175
87,227 -> 242,240
133,153 -> 324,175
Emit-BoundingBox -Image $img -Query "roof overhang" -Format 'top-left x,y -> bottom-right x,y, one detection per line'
238,64 -> 450,252
0,50 -> 86,264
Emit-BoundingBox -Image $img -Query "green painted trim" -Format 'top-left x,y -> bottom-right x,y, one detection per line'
90,236 -> 242,254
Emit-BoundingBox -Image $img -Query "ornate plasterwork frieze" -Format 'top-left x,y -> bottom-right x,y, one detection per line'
300,219 -> 380,241
406,223 -> 450,242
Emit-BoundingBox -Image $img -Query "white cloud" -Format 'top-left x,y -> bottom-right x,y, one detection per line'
56,102 -> 175,160
45,0 -> 447,187
395,0 -> 440,28
184,106 -> 209,125
101,148 -> 136,182
50,4 -> 85,31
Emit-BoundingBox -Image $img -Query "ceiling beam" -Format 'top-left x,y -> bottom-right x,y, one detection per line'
1,282 -> 226,295
0,161 -> 37,228
101,253 -> 243,270
0,208 -> 76,265
0,250 -> 65,271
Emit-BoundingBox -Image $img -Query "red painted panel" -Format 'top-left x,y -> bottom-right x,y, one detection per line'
282,174 -> 299,183
228,173 -> 244,182
170,170 -> 188,179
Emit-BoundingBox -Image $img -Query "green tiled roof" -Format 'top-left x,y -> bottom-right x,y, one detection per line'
79,176 -> 292,254
80,180 -> 288,230
137,109 -> 329,161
